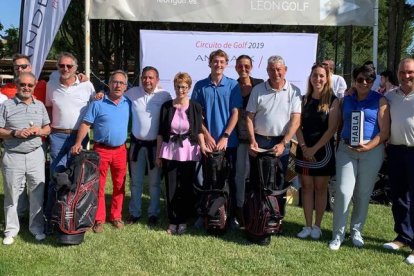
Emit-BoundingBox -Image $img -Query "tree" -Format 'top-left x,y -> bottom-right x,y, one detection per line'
0,27 -> 19,58
387,0 -> 414,73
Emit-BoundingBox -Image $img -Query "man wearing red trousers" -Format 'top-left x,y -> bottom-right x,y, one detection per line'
71,70 -> 131,233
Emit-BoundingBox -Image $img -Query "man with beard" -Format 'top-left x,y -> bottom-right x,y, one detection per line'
44,52 -> 95,230
0,72 -> 50,245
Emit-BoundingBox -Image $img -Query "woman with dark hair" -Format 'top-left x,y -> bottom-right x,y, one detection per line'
378,70 -> 398,94
234,55 -> 264,226
295,63 -> 340,240
156,72 -> 207,235
329,65 -> 390,250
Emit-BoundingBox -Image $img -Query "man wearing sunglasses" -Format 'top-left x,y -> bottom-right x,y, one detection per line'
44,52 -> 96,229
0,53 -> 91,102
0,72 -> 51,245
0,54 -> 47,102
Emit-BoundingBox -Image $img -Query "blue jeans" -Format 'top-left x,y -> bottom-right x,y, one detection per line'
128,146 -> 161,218
235,143 -> 250,208
45,132 -> 88,220
332,141 -> 384,240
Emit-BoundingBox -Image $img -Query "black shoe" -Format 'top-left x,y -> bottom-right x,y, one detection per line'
257,236 -> 271,246
45,221 -> 54,236
147,216 -> 158,227
125,215 -> 141,225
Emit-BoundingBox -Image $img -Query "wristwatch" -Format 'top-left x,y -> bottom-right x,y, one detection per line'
10,130 -> 16,138
283,139 -> 290,147
223,132 -> 230,138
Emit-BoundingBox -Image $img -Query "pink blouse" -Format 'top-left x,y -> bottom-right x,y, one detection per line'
159,105 -> 201,161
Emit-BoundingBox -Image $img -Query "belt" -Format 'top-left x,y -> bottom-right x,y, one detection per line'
255,134 -> 283,141
52,128 -> 78,134
94,142 -> 125,149
388,144 -> 414,150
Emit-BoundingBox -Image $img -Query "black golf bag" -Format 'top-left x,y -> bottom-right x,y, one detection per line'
370,159 -> 391,205
244,152 -> 285,244
195,151 -> 230,235
51,151 -> 100,245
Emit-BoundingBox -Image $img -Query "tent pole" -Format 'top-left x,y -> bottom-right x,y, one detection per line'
85,0 -> 91,77
373,0 -> 379,69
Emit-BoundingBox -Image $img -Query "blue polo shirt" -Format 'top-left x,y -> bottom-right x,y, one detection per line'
341,90 -> 382,141
83,95 -> 131,147
191,75 -> 242,148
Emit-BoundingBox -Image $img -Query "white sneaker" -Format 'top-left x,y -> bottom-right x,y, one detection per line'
405,254 -> 414,265
329,237 -> 342,250
35,233 -> 46,241
3,236 -> 15,245
351,231 -> 364,248
310,225 -> 322,240
297,226 -> 312,239
383,241 -> 404,250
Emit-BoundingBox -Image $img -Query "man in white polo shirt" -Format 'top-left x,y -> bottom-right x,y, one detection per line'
125,66 -> 171,227
322,59 -> 347,99
44,52 -> 95,228
246,55 -> 302,232
383,57 -> 414,265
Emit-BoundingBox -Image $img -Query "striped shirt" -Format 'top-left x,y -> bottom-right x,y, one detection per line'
0,97 -> 50,153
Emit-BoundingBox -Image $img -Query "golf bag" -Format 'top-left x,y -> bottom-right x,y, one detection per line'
370,159 -> 391,205
244,152 -> 285,244
195,151 -> 230,235
51,151 -> 100,245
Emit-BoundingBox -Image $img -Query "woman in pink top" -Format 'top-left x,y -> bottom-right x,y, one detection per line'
156,72 -> 207,235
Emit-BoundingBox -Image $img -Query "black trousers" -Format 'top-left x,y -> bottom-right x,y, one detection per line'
163,159 -> 197,225
387,145 -> 414,248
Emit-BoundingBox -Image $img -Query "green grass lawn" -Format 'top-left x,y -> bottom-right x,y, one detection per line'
0,174 -> 413,275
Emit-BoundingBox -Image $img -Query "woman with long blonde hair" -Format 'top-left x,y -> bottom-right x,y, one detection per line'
296,63 -> 340,240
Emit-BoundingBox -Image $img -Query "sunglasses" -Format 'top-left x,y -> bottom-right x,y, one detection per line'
14,64 -> 29,70
356,77 -> 374,84
19,83 -> 35,88
58,64 -> 75,69
237,64 -> 252,70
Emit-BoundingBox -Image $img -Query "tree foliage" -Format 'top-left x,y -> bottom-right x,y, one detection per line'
0,26 -> 19,59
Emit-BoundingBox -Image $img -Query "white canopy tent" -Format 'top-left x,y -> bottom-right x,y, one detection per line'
19,0 -> 379,79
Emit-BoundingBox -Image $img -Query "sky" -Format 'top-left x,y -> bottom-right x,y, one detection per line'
0,0 -> 20,36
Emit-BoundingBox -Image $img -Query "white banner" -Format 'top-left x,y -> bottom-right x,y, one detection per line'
20,0 -> 71,79
140,30 -> 318,97
90,0 -> 374,27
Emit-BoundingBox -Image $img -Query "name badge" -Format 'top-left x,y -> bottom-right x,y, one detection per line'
350,111 -> 364,146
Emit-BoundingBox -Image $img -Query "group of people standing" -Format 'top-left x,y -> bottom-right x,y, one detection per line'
1,50 -> 414,265
294,58 -> 414,265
